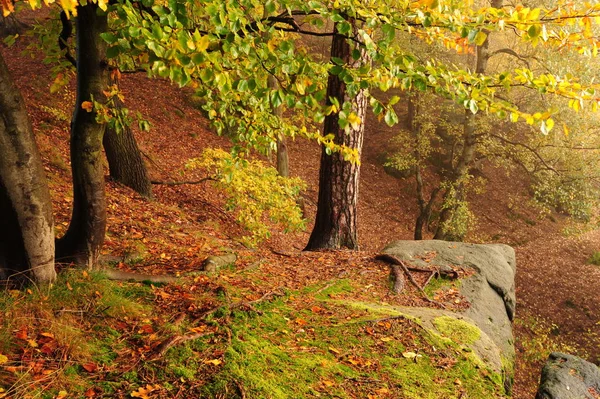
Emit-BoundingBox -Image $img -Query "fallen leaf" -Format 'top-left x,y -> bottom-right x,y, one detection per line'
204,359 -> 222,366
322,379 -> 335,387
15,326 -> 27,340
40,332 -> 55,339
402,351 -> 418,359
27,339 -> 38,348
0,354 -> 8,364
81,362 -> 98,373
328,346 -> 341,355
131,384 -> 160,399
380,337 -> 393,342
55,391 -> 68,399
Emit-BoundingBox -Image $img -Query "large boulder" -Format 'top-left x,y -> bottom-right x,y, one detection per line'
536,352 -> 600,399
381,240 -> 516,389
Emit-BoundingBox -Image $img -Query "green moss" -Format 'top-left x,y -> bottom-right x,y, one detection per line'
433,316 -> 481,345
201,287 -> 505,398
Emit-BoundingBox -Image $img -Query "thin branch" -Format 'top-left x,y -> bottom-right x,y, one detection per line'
151,177 -> 216,186
488,133 -> 559,174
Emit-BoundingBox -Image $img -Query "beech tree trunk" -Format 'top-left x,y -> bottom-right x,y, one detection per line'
305,22 -> 368,250
103,76 -> 152,198
56,4 -> 108,269
0,54 -> 56,284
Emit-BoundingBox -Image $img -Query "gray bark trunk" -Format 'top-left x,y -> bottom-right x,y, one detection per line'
0,53 -> 56,284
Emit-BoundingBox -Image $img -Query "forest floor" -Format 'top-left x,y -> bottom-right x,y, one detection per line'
2,13 -> 600,399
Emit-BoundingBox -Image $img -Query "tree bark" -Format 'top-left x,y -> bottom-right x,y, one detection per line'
56,3 -> 108,269
305,22 -> 368,251
267,75 -> 289,177
103,75 -> 152,198
0,53 -> 56,284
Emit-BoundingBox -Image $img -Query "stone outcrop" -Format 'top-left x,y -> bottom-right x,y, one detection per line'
536,352 -> 600,399
381,240 -> 516,390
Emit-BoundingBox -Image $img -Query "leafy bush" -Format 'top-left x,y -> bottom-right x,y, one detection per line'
588,251 -> 600,266
187,148 -> 306,246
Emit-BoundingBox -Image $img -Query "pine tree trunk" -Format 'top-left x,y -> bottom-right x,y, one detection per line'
305,22 -> 368,251
0,53 -> 56,284
56,4 -> 108,269
103,76 -> 152,198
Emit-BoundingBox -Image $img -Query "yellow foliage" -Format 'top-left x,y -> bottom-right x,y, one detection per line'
187,148 -> 306,246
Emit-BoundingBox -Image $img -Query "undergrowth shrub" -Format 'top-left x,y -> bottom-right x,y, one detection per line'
186,148 -> 306,246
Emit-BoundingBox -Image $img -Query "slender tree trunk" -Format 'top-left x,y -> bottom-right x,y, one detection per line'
433,2 -> 497,240
56,4 -> 108,269
103,75 -> 152,197
0,54 -> 56,284
267,75 -> 289,177
305,22 -> 369,250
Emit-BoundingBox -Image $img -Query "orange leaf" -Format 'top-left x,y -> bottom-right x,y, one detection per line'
15,326 -> 28,340
81,362 -> 98,373
81,101 -> 93,112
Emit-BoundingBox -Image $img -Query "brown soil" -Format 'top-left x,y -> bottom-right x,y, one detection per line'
2,11 -> 600,398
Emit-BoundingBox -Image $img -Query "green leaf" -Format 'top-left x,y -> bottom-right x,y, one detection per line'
106,46 -> 121,59
384,108 -> 398,127
265,0 -> 276,14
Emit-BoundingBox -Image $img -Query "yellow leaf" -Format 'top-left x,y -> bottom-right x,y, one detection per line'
0,354 -> 8,364
347,112 -> 362,129
131,384 -> 160,399
328,346 -> 341,355
380,337 -> 393,342
197,35 -> 210,52
204,359 -> 222,366
322,380 -> 335,387
27,339 -> 38,348
474,31 -> 487,46
55,391 -> 68,399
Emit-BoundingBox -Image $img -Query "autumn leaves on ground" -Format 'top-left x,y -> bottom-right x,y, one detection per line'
1,21 -> 600,399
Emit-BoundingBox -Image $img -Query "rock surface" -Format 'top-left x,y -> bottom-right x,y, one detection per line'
201,253 -> 237,272
381,240 -> 516,387
536,352 -> 600,399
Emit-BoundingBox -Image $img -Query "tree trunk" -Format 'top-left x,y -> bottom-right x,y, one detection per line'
266,75 -> 289,177
433,3 -> 497,241
0,53 -> 56,284
56,4 -> 108,269
103,75 -> 152,198
305,22 -> 368,251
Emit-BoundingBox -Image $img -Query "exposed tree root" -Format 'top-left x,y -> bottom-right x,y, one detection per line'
375,254 -> 447,308
148,331 -> 213,361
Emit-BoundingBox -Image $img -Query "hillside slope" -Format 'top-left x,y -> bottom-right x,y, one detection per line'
1,15 -> 599,397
